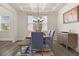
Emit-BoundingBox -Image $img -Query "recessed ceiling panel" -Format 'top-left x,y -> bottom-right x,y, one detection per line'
9,3 -> 67,13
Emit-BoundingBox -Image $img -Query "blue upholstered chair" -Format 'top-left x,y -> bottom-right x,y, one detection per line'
45,30 -> 55,50
43,30 -> 51,47
49,30 -> 55,45
31,32 -> 43,55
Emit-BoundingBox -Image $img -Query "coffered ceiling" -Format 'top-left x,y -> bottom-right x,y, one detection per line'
9,3 -> 67,13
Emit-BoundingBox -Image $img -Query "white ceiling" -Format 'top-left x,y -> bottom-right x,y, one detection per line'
9,3 -> 67,13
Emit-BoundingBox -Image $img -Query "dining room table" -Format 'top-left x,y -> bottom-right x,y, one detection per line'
26,32 -> 49,40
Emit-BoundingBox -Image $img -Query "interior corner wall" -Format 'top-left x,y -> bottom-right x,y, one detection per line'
0,4 -> 18,42
58,3 -> 79,52
17,12 -> 28,40
47,13 -> 58,30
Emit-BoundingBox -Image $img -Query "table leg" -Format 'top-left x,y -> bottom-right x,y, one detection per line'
19,46 -> 23,55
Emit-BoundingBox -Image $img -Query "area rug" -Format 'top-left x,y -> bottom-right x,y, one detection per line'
15,46 -> 54,56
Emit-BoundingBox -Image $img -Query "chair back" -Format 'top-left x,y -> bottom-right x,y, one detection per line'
48,30 -> 51,37
51,31 -> 55,42
31,32 -> 43,51
48,30 -> 55,45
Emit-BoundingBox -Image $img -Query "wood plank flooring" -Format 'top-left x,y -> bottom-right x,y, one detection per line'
0,40 -> 79,56
0,41 -> 19,56
52,40 -> 79,56
39,51 -> 54,56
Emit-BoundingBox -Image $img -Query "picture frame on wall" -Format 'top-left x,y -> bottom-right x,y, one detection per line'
63,6 -> 79,24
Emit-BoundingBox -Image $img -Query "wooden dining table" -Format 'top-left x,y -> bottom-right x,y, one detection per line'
26,32 -> 49,40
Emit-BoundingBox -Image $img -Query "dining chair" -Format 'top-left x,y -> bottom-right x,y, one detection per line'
45,30 -> 55,51
50,31 -> 55,44
31,32 -> 44,55
43,29 -> 51,47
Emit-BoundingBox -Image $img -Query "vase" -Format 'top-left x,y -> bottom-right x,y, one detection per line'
33,20 -> 43,32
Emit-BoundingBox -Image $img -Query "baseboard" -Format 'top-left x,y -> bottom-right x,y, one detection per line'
75,48 -> 79,52
0,38 -> 16,42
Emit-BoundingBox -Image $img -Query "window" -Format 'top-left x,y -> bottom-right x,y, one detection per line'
28,16 -> 48,31
0,16 -> 9,32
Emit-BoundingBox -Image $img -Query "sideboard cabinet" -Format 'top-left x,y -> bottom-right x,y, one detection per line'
57,32 -> 78,49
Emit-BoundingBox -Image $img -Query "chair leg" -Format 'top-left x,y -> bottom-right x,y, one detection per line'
19,46 -> 23,55
41,49 -> 43,56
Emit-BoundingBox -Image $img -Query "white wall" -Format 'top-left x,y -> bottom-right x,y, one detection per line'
17,12 -> 58,40
58,3 -> 79,52
47,13 -> 58,30
17,12 -> 28,40
0,4 -> 18,42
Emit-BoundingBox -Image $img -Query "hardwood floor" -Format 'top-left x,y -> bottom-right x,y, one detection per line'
0,41 -> 19,56
52,40 -> 79,56
0,40 -> 79,56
